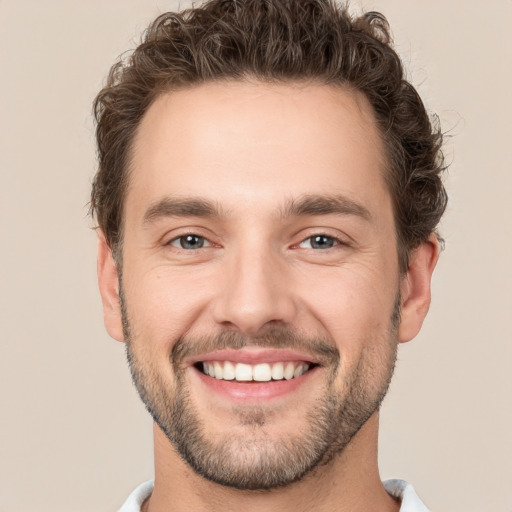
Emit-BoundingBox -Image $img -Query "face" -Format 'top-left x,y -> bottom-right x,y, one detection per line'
99,82 -> 429,490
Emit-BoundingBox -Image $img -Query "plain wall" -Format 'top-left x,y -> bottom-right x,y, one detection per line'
1,1 -> 510,511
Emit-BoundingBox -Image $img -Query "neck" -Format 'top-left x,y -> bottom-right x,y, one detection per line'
144,413 -> 399,512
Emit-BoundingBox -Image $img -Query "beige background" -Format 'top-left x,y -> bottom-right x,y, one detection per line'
1,1 -> 511,511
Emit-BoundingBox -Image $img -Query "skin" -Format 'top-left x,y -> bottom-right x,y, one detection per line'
97,82 -> 439,512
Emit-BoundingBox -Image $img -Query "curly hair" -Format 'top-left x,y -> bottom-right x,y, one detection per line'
91,0 -> 447,272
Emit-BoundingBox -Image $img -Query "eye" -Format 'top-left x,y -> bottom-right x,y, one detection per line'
299,235 -> 340,250
169,234 -> 211,250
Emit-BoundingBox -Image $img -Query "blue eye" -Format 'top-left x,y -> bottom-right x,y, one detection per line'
170,234 -> 209,250
299,235 -> 338,249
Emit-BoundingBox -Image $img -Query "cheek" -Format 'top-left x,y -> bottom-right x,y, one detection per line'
300,263 -> 398,365
122,266 -> 215,351
308,270 -> 396,329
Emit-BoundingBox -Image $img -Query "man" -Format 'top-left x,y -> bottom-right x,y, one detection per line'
90,0 -> 447,510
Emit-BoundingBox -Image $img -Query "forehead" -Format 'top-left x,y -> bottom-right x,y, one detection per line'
127,81 -> 390,222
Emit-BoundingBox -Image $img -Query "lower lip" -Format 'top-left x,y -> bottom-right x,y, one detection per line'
192,366 -> 319,401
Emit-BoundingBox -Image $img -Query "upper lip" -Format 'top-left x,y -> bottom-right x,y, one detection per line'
187,347 -> 319,366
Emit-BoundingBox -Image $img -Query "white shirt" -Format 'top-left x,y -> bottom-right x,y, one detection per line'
118,479 -> 430,511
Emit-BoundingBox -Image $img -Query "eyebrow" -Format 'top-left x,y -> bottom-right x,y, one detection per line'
143,197 -> 225,226
280,194 -> 372,222
142,193 -> 372,226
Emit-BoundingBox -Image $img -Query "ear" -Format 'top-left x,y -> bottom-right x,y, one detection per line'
97,232 -> 124,342
398,234 -> 441,343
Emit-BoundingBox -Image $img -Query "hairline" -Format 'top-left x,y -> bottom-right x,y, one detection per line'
111,77 -> 412,272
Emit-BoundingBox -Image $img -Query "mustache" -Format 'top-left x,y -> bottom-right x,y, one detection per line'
171,327 -> 340,368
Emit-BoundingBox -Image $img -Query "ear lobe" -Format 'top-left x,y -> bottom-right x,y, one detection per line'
97,232 -> 125,342
398,234 -> 441,343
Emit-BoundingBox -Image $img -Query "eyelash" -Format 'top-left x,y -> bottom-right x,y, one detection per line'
167,234 -> 213,250
166,233 -> 345,251
297,234 -> 344,250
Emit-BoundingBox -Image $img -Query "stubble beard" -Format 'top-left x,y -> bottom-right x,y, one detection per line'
121,290 -> 399,491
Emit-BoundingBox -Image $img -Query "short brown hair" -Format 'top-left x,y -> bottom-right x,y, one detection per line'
91,0 -> 447,272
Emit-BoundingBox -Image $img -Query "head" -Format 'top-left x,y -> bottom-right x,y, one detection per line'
92,0 -> 446,491
91,0 -> 446,273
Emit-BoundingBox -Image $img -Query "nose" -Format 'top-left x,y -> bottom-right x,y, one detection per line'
212,245 -> 297,336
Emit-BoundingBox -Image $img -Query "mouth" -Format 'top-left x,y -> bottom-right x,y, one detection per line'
195,360 -> 315,382
188,349 -> 321,401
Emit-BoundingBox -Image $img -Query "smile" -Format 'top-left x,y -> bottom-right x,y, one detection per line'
188,348 -> 321,400
199,361 -> 311,382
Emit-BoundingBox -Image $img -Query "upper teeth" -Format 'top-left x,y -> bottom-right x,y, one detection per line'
202,361 -> 310,382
